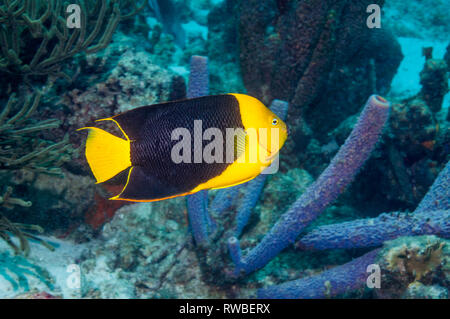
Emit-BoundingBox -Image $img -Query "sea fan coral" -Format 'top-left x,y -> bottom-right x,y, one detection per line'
0,185 -> 54,255
0,91 -> 71,173
0,0 -> 145,81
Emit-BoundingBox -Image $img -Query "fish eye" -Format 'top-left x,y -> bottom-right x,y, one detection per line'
272,118 -> 278,126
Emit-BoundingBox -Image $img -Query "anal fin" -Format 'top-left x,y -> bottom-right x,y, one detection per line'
111,166 -> 192,202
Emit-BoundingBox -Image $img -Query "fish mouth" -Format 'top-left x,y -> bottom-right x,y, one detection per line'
265,151 -> 279,162
259,143 -> 279,162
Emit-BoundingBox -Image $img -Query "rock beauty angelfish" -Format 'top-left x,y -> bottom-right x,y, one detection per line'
80,94 -> 288,202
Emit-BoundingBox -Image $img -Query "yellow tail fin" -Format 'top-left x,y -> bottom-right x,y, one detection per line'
79,127 -> 131,183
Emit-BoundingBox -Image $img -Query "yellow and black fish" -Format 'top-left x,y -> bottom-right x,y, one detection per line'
80,94 -> 288,202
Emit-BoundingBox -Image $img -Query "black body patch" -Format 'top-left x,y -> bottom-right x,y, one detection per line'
113,95 -> 243,200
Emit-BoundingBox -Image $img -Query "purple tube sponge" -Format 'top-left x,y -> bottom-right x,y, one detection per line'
186,55 -> 213,244
228,236 -> 244,269
187,190 -> 214,244
235,175 -> 267,237
296,210 -> 450,250
257,249 -> 380,299
269,100 -> 290,121
187,56 -> 209,98
296,160 -> 450,250
230,95 -> 390,275
210,185 -> 242,215
415,161 -> 449,214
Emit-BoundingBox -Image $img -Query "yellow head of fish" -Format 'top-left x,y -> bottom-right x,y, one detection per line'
230,94 -> 288,164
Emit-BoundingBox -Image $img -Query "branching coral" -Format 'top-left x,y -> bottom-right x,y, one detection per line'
0,0 -> 145,80
0,91 -> 72,173
1,186 -> 54,255
0,88 -> 70,255
0,211 -> 54,256
0,250 -> 54,291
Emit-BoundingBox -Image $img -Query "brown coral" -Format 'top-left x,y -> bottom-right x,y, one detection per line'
386,241 -> 445,281
239,0 -> 402,141
375,236 -> 449,298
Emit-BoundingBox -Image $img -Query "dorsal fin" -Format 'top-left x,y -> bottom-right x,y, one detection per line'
98,103 -> 170,141
97,96 -> 231,141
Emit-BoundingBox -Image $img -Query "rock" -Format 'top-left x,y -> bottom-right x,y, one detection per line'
375,236 -> 449,298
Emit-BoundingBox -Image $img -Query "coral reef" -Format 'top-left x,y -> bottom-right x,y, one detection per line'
0,84 -> 75,239
342,48 -> 449,213
79,200 -> 216,298
0,0 -> 149,237
0,0 -> 144,82
2,31 -> 181,233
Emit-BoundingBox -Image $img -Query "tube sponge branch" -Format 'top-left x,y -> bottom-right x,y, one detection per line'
296,160 -> 450,251
186,56 -> 214,245
210,185 -> 241,215
229,95 -> 390,276
257,249 -> 381,298
296,209 -> 450,250
415,161 -> 449,214
234,175 -> 267,237
187,56 -> 209,98
187,190 -> 212,245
